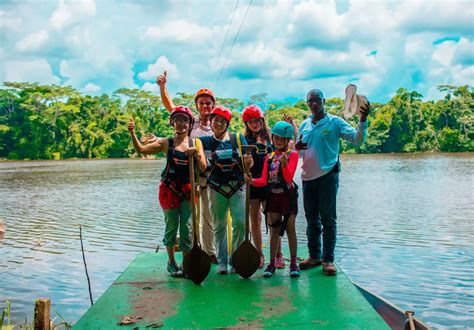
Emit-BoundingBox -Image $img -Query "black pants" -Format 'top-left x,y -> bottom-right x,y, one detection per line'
302,168 -> 339,262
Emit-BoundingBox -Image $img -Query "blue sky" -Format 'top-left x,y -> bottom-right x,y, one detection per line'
1,0 -> 473,104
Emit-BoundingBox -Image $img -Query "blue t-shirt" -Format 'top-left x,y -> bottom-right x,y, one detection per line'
298,113 -> 368,180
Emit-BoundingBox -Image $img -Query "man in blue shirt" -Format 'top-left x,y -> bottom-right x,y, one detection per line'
296,89 -> 370,275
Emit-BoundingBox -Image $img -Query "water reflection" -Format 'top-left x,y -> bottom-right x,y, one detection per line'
0,154 -> 473,328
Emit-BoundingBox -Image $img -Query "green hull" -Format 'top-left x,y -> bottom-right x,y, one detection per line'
74,252 -> 389,329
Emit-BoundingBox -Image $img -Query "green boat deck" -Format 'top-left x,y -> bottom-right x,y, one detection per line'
74,252 -> 389,329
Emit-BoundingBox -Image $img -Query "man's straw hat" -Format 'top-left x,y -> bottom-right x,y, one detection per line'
344,84 -> 368,119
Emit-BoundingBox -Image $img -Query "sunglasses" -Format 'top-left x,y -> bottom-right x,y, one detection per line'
172,117 -> 191,124
198,101 -> 213,106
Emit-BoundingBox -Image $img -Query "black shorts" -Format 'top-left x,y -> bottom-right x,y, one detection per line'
249,186 -> 269,201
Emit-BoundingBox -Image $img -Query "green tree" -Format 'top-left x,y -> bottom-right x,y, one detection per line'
1,82 -> 472,160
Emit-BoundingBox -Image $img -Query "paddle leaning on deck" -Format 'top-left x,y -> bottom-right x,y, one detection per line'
182,153 -> 211,284
232,145 -> 260,278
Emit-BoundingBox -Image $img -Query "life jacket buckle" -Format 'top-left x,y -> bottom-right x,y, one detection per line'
173,157 -> 189,166
255,147 -> 268,155
216,162 -> 236,172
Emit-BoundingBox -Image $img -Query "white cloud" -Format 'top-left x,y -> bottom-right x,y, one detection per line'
452,38 -> 474,66
396,0 -> 474,36
59,59 -> 70,78
290,43 -> 376,80
432,41 -> 457,66
142,20 -> 219,44
83,82 -> 101,93
425,64 -> 474,101
4,59 -> 60,85
0,10 -> 22,30
1,0 -> 472,103
405,35 -> 431,60
221,39 -> 374,82
138,56 -> 179,80
65,26 -> 93,49
286,0 -> 350,50
15,30 -> 49,52
50,0 -> 96,30
450,65 -> 474,86
142,82 -> 158,93
60,53 -> 138,94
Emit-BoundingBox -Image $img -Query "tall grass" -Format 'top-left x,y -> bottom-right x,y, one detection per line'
0,300 -> 72,330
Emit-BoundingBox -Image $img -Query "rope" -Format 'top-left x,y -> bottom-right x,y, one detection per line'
214,0 -> 253,86
210,0 -> 240,86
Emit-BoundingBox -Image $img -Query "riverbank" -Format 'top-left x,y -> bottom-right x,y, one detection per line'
1,151 -> 472,162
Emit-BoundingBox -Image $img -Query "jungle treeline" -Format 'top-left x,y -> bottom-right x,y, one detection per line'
0,82 -> 472,160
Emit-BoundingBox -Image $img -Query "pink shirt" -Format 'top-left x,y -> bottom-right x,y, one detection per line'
253,150 -> 298,188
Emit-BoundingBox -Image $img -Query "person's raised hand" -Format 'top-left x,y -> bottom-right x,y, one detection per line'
156,70 -> 167,86
279,153 -> 288,167
294,134 -> 308,151
128,117 -> 135,133
359,98 -> 370,122
283,113 -> 294,126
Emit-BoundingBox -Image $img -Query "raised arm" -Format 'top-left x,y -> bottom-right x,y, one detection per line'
128,117 -> 167,154
156,70 -> 176,112
339,101 -> 370,146
283,113 -> 299,150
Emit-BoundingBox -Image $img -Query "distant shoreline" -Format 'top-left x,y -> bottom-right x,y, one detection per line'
1,152 -> 473,162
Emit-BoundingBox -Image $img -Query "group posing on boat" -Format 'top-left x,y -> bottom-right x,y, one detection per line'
128,71 -> 370,279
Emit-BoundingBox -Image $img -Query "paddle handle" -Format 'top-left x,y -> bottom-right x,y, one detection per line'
188,152 -> 198,242
405,311 -> 415,330
243,151 -> 251,241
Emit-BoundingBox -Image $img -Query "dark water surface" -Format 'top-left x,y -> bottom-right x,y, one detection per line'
0,154 -> 472,328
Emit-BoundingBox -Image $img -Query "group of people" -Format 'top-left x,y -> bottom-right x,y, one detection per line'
128,72 -> 370,279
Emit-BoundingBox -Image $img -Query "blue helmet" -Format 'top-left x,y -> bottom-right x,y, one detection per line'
271,121 -> 294,139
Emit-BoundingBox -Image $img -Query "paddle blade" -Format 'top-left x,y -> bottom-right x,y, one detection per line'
183,245 -> 211,285
231,240 -> 260,279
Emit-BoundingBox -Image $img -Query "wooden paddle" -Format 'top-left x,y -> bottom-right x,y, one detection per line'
182,151 -> 211,285
232,145 -> 260,279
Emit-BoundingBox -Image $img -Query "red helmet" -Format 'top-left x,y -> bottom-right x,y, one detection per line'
210,106 -> 232,124
194,88 -> 215,103
242,104 -> 263,122
170,106 -> 194,125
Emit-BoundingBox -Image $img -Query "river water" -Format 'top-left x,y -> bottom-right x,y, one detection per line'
0,154 -> 472,328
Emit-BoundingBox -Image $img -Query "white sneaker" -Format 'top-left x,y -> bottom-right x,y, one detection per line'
217,264 -> 228,274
